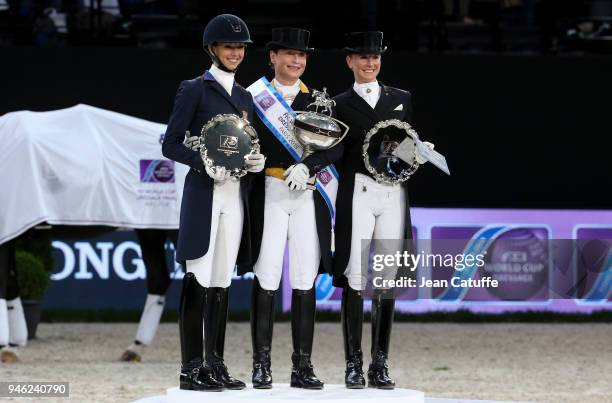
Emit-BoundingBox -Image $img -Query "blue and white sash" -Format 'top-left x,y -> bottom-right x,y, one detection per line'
247,77 -> 340,222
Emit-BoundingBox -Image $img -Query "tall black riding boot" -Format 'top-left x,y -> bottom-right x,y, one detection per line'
368,290 -> 395,389
204,286 -> 246,390
178,273 -> 223,391
342,287 -> 365,389
290,287 -> 324,389
250,277 -> 276,389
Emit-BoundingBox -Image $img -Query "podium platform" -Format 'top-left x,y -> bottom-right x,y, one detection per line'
167,384 -> 424,403
132,384 -> 514,403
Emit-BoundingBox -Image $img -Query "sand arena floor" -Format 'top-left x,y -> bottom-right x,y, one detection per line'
1,322 -> 610,402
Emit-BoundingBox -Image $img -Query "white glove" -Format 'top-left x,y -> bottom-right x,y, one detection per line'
183,135 -> 201,151
283,163 -> 310,191
244,153 -> 266,173
205,165 -> 231,182
415,141 -> 434,165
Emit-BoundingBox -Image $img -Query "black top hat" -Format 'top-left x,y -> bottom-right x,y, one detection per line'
343,31 -> 387,54
266,27 -> 314,53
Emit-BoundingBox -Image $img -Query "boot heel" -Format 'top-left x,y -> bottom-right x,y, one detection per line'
290,372 -> 299,387
179,379 -> 193,390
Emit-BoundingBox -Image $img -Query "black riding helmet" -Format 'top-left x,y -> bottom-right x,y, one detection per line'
203,14 -> 253,73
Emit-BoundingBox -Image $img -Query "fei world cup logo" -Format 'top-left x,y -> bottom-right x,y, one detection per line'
139,160 -> 175,183
432,225 -> 551,302
317,169 -> 332,186
255,91 -> 276,111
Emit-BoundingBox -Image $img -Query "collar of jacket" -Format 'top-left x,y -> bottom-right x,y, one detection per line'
347,81 -> 392,121
299,81 -> 309,93
201,70 -> 243,113
350,81 -> 387,97
271,78 -> 309,94
202,70 -> 239,88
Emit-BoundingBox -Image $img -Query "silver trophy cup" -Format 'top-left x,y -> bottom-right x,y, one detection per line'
293,88 -> 348,189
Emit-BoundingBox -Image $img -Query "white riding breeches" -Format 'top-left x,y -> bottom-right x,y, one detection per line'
345,173 -> 406,291
254,177 -> 321,291
186,179 -> 243,288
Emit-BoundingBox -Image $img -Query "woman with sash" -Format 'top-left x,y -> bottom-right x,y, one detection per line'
245,27 -> 343,390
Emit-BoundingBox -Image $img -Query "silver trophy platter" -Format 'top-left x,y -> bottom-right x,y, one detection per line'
362,119 -> 420,185
199,114 -> 259,178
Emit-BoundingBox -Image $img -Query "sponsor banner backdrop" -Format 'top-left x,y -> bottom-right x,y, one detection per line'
44,209 -> 612,314
284,208 -> 612,313
45,230 -> 255,312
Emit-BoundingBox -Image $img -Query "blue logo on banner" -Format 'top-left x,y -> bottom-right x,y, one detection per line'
438,225 -> 507,301
583,249 -> 612,302
315,274 -> 335,301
